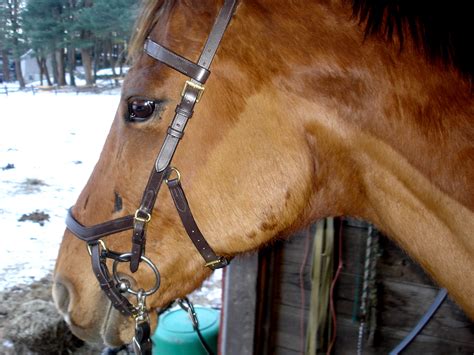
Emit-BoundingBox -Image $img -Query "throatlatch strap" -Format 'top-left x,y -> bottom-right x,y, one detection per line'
167,178 -> 229,270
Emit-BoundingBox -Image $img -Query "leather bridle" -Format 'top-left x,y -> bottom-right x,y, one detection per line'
65,1 -> 238,353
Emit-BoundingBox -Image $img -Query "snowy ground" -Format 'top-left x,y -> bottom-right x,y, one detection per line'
0,87 -> 221,306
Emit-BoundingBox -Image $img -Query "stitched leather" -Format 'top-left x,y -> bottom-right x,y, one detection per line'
66,209 -> 134,241
168,178 -> 229,270
128,169 -> 165,271
89,243 -> 136,316
130,220 -> 147,272
144,40 -> 210,83
197,0 -> 238,68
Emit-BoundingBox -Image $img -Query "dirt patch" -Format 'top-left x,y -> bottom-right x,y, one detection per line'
0,273 -> 221,354
18,210 -> 50,224
1,163 -> 15,171
0,275 -> 103,354
17,178 -> 48,194
18,210 -> 50,226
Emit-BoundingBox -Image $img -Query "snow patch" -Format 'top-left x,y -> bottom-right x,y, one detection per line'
0,91 -> 119,290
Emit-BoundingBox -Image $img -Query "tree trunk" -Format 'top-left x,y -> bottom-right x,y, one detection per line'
36,57 -> 44,85
1,50 -> 10,82
67,46 -> 76,86
81,48 -> 94,85
79,0 -> 94,86
109,41 -> 117,76
14,58 -> 25,88
51,52 -> 59,84
42,58 -> 53,86
93,41 -> 99,81
56,49 -> 66,86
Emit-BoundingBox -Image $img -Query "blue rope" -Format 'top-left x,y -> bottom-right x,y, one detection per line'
389,288 -> 448,355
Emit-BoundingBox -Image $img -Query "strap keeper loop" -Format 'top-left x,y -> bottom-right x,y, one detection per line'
167,127 -> 184,139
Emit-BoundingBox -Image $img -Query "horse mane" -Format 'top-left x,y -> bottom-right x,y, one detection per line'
352,0 -> 473,81
128,0 -> 175,63
128,0 -> 472,81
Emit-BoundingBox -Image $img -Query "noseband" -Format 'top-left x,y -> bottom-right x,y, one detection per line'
65,1 -> 238,352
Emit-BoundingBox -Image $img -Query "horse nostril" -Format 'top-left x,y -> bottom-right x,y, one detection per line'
52,280 -> 71,315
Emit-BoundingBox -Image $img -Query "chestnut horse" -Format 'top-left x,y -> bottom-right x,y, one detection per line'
53,0 -> 473,347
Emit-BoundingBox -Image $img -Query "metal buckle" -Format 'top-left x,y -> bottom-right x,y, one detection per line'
204,256 -> 228,269
181,80 -> 205,102
87,239 -> 107,256
134,209 -> 151,223
177,298 -> 199,329
165,166 -> 181,184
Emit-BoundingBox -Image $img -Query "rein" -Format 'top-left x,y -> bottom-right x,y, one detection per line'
65,1 -> 238,353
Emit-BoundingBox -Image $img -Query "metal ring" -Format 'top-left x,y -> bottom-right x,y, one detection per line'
165,167 -> 181,184
112,253 -> 160,296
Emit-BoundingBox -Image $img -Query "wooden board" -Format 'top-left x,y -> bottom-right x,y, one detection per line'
220,218 -> 474,354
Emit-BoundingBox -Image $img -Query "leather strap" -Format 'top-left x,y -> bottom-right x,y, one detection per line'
133,321 -> 152,354
66,209 -> 134,242
130,170 -> 166,272
154,83 -> 199,173
89,243 -> 136,317
197,0 -> 238,69
144,40 -> 210,83
167,178 -> 229,270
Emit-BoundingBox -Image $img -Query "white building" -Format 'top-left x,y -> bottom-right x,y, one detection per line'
20,49 -> 53,84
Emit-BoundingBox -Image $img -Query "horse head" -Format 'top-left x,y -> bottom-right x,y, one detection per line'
53,0 -> 474,347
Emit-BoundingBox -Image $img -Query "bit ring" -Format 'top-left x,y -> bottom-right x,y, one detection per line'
112,253 -> 160,296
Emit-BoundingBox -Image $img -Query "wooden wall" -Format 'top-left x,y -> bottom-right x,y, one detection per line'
220,218 -> 474,354
333,218 -> 474,354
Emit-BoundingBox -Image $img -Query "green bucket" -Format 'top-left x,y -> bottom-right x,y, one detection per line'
152,307 -> 220,355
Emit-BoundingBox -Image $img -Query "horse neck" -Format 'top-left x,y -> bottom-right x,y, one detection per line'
178,0 -> 474,315
265,1 -> 474,316
205,0 -> 474,315
332,86 -> 474,317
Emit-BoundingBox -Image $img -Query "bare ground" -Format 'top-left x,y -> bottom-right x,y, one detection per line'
0,273 -> 221,354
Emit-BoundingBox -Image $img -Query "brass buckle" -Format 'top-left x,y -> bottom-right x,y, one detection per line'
181,80 -> 205,103
204,256 -> 227,268
87,239 -> 107,257
165,167 -> 181,185
134,209 -> 151,223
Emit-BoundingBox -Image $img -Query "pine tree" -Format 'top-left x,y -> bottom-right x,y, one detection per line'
0,1 -> 11,81
2,0 -> 139,87
74,0 -> 138,81
23,0 -> 67,85
1,0 -> 26,87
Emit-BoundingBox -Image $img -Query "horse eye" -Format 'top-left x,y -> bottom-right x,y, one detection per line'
127,99 -> 156,122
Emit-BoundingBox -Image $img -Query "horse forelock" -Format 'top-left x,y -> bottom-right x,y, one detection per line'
128,0 -> 176,63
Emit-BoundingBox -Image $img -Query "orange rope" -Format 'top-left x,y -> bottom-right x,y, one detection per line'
299,228 -> 312,353
327,219 -> 344,354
